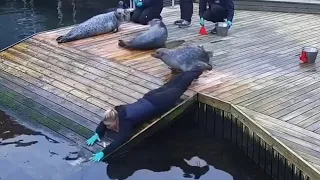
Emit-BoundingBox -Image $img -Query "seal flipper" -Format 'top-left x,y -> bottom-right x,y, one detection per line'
56,35 -> 72,43
56,36 -> 65,43
112,27 -> 119,33
118,40 -> 129,48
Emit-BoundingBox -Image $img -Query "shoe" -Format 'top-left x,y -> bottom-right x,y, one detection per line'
174,19 -> 184,25
210,28 -> 217,34
178,20 -> 191,28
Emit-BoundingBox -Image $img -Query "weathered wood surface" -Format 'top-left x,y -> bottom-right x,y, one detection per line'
236,105 -> 320,178
2,4 -> 320,175
0,5 -> 197,155
36,5 -> 320,134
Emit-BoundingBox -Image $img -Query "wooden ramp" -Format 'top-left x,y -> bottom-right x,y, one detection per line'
1,4 -> 320,176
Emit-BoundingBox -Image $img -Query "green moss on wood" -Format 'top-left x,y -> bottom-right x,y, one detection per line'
0,89 -> 92,138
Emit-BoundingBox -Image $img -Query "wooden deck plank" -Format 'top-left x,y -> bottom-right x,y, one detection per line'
22,40 -> 151,94
0,68 -> 100,129
236,106 -> 320,170
1,50 -> 127,106
0,90 -> 103,153
8,46 -> 141,102
0,56 -> 107,116
30,38 -> 164,88
2,5 -> 320,176
35,6 -> 320,135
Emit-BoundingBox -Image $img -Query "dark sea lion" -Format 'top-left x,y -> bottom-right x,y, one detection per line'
56,7 -> 128,43
118,19 -> 168,50
151,45 -> 213,72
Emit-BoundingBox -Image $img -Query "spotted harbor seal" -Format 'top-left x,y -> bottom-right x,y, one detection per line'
151,45 -> 213,72
118,19 -> 168,50
56,8 -> 128,43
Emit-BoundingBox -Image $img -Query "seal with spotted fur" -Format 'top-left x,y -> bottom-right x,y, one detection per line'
151,45 -> 213,72
56,7 -> 128,43
118,19 -> 168,50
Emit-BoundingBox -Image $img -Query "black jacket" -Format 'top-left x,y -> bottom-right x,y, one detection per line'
199,0 -> 234,22
142,0 -> 163,7
95,99 -> 157,156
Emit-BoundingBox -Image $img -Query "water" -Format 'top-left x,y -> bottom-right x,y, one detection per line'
0,109 -> 271,180
104,119 -> 270,180
0,0 -> 122,50
0,110 -> 93,180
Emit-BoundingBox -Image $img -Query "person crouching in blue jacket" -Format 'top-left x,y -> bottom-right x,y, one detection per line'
131,0 -> 163,25
86,62 -> 213,162
199,0 -> 234,34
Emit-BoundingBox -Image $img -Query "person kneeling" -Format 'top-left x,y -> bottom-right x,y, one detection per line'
86,62 -> 212,162
131,0 -> 163,25
199,0 -> 234,34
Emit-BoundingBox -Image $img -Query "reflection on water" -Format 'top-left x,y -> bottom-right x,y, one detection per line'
103,119 -> 270,180
0,0 -> 122,50
0,110 -> 93,180
0,109 -> 270,180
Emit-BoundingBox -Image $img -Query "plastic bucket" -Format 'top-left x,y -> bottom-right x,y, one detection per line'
300,47 -> 318,63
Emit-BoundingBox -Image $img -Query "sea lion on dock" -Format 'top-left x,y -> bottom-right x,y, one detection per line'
56,7 -> 128,43
151,45 -> 213,72
118,19 -> 168,50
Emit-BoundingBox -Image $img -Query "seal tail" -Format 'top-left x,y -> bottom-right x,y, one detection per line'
118,40 -> 129,48
56,35 -> 69,43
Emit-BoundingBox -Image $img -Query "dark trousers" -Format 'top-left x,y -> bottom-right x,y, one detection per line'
131,5 -> 163,25
143,70 -> 201,111
203,3 -> 227,23
180,0 -> 193,22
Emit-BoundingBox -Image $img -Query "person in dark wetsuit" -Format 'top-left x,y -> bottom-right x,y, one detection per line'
199,0 -> 234,34
86,62 -> 213,162
131,0 -> 163,25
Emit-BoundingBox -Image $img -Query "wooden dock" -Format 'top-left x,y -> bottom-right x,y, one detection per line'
1,3 -> 320,177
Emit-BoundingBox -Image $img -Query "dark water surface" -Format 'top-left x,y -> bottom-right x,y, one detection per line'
0,109 -> 270,180
0,0 -> 121,50
0,110 -> 94,180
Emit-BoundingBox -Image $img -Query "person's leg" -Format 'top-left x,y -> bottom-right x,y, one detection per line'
174,0 -> 193,27
131,7 -> 143,23
178,0 -> 193,28
174,0 -> 185,25
143,72 -> 190,99
138,5 -> 163,25
144,70 -> 202,108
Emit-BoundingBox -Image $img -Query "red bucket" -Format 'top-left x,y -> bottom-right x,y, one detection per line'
300,50 -> 307,63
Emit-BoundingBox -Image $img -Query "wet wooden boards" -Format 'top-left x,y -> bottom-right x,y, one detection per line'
1,4 -> 320,177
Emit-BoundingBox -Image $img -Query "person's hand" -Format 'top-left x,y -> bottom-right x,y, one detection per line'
86,133 -> 100,146
227,20 -> 232,28
136,0 -> 143,7
90,151 -> 104,162
200,17 -> 204,26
